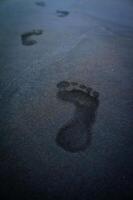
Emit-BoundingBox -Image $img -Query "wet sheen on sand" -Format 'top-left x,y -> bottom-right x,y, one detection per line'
0,0 -> 133,199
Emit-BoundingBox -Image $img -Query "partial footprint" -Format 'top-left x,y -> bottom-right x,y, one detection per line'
35,1 -> 46,7
21,29 -> 43,46
56,10 -> 69,17
56,81 -> 99,153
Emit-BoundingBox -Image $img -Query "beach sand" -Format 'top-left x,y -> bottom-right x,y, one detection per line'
0,0 -> 133,199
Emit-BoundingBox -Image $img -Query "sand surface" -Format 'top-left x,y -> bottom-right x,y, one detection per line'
0,0 -> 133,199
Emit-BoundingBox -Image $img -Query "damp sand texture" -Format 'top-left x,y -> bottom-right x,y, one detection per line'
0,0 -> 133,199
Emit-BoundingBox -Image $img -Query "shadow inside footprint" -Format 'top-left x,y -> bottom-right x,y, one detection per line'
56,81 -> 100,153
35,1 -> 46,7
21,29 -> 43,46
56,10 -> 69,17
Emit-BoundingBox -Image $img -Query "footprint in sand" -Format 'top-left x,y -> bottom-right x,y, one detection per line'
56,81 -> 100,153
56,10 -> 69,17
35,1 -> 46,7
21,29 -> 43,46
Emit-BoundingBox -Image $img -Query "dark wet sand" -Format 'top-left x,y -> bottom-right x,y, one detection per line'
0,0 -> 133,199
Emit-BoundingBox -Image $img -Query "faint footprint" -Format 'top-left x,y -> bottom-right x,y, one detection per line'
56,81 -> 100,153
56,10 -> 69,17
21,29 -> 43,46
35,1 -> 46,7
